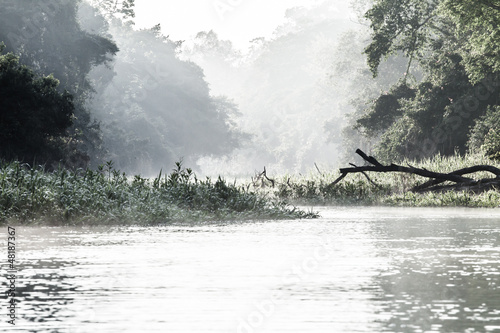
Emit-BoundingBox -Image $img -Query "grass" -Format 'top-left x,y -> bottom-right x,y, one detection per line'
0,161 -> 317,226
265,152 -> 500,208
3,152 -> 499,226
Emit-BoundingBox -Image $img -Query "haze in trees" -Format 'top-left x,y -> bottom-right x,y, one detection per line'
181,1 -> 358,175
82,1 -> 246,175
1,0 -> 498,175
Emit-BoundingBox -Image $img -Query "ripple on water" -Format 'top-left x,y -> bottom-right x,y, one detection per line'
3,207 -> 500,332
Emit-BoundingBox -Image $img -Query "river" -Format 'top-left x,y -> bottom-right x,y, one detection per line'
3,207 -> 500,332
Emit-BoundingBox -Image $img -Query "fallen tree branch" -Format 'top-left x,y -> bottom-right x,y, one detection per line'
331,149 -> 500,193
349,163 -> 381,188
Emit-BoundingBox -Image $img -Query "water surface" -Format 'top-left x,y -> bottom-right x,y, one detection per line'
2,207 -> 500,332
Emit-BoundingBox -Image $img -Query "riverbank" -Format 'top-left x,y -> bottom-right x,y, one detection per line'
2,153 -> 499,226
264,152 -> 500,207
0,161 -> 317,226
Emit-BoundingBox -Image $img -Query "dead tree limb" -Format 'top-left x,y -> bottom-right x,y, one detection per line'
331,149 -> 500,193
252,166 -> 276,188
349,163 -> 381,188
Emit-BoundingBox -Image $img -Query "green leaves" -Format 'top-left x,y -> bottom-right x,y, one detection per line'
468,106 -> 500,159
365,0 -> 500,82
0,160 -> 313,225
364,0 -> 438,77
0,0 -> 119,168
0,49 -> 74,164
440,0 -> 500,83
359,0 -> 500,162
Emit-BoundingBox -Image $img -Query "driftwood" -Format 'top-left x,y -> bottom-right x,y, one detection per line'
332,149 -> 500,193
252,166 -> 276,188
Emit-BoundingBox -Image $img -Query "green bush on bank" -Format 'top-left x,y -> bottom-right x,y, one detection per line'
269,152 -> 500,207
0,161 -> 317,225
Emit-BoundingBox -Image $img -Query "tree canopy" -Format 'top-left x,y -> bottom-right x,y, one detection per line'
82,1 -> 246,174
0,0 -> 244,173
0,0 -> 118,167
356,0 -> 500,161
0,44 -> 74,164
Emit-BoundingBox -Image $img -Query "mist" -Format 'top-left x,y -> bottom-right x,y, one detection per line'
1,0 -> 478,178
80,0 -> 383,177
78,2 -> 244,176
2,0 -> 402,176
181,1 -> 360,176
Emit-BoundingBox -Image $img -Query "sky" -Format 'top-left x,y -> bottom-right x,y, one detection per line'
134,0 -> 325,50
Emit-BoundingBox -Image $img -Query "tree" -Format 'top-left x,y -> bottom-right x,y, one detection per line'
364,0 -> 439,78
0,44 -> 74,164
440,0 -> 500,83
81,5 -> 246,174
0,0 -> 118,166
468,106 -> 500,160
358,0 -> 500,161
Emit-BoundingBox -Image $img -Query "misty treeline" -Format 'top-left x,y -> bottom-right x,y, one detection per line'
0,0 -> 244,174
183,0 -> 500,173
1,0 -> 499,176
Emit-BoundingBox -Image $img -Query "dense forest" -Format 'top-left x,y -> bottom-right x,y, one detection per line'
358,0 -> 500,163
0,0 -> 244,174
0,0 -> 499,175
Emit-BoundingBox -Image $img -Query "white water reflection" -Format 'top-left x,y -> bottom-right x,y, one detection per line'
2,208 -> 500,332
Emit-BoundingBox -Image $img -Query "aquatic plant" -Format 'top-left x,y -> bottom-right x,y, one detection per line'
266,152 -> 500,207
0,161 -> 317,225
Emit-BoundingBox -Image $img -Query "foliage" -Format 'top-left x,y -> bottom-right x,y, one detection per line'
468,106 -> 500,160
358,0 -> 500,162
270,151 -> 500,207
0,161 -> 317,225
86,0 -> 136,21
81,3 -> 246,174
440,0 -> 500,83
323,26 -> 412,163
0,0 -> 118,167
181,4 -> 357,174
364,0 -> 439,77
355,82 -> 416,137
0,45 -> 74,165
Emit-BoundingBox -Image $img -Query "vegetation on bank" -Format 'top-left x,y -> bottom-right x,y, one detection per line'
2,152 -> 499,227
265,152 -> 500,208
0,161 -> 317,226
350,0 -> 500,164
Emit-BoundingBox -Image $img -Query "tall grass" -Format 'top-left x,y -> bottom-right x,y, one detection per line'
0,161 -> 317,225
268,152 -> 500,207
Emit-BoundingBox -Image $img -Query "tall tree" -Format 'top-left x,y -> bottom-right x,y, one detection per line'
358,0 -> 500,161
364,0 -> 439,79
0,44 -> 74,164
0,0 -> 118,166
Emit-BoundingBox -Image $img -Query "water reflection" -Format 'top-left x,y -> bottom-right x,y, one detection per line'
369,214 -> 500,333
3,259 -> 81,332
2,208 -> 500,332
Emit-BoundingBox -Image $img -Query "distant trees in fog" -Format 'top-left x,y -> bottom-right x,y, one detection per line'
2,0 -> 498,173
0,0 -> 245,173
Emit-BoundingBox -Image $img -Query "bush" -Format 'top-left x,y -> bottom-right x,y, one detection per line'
0,44 -> 74,165
468,106 -> 500,160
0,161 -> 317,225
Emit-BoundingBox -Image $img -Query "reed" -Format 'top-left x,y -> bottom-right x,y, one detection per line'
269,152 -> 500,207
0,161 -> 317,225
